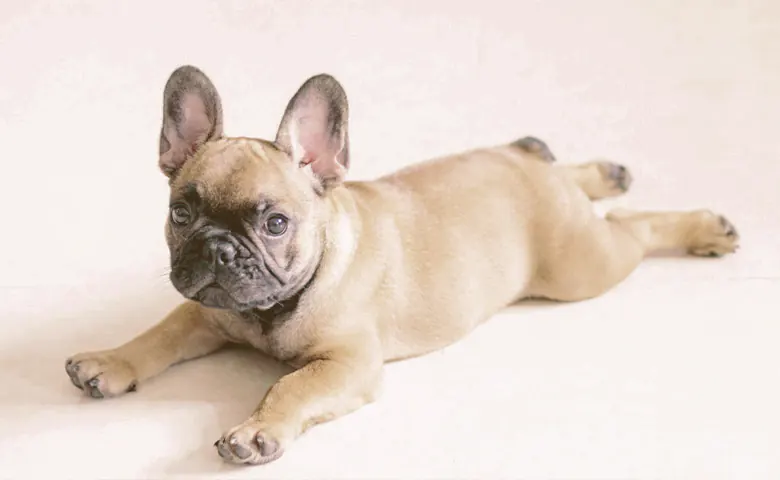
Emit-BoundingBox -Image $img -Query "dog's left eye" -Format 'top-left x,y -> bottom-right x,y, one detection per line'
265,215 -> 288,236
170,206 -> 191,225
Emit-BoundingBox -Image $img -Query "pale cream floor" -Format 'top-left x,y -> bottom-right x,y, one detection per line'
1,1 -> 778,478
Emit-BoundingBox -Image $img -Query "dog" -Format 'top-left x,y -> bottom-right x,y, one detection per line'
65,65 -> 739,465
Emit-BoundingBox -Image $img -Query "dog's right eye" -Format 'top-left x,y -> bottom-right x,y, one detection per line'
170,205 -> 191,226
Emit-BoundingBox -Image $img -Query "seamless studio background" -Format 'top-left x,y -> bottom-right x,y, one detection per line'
0,0 -> 778,478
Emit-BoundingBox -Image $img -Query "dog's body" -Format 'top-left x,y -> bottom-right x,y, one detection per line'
66,66 -> 739,465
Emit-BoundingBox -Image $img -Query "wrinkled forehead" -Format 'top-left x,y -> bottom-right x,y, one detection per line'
171,138 -> 309,211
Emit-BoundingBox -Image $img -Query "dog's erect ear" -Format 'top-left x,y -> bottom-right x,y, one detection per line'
274,74 -> 350,188
158,66 -> 224,178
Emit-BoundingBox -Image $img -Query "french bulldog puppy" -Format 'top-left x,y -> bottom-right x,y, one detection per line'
65,65 -> 739,465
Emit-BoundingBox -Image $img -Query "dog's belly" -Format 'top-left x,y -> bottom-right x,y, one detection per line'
378,246 -> 533,362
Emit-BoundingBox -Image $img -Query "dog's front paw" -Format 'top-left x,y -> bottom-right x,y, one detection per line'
65,351 -> 138,399
688,211 -> 740,257
215,420 -> 285,465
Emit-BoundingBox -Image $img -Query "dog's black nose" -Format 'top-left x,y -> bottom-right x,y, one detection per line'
206,241 -> 237,266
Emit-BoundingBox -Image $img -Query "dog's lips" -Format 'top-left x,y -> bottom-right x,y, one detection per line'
250,297 -> 279,311
179,274 -> 217,299
187,281 -> 279,311
196,285 -> 234,309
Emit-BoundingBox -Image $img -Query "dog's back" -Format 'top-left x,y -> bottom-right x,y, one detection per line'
340,145 -> 573,361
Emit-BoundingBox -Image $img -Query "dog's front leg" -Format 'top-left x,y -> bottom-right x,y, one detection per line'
65,301 -> 227,398
215,345 -> 382,466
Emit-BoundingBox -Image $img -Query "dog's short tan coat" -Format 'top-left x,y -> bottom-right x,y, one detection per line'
66,66 -> 739,465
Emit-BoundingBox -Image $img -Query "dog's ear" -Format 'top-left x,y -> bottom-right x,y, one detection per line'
158,66 -> 224,178
274,74 -> 350,188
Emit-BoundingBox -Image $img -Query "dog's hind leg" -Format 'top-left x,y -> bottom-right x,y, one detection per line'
528,208 -> 739,301
508,137 -> 631,200
605,208 -> 740,258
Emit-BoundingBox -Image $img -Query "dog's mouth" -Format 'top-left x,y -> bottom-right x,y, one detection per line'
177,274 -> 279,311
178,273 -> 216,299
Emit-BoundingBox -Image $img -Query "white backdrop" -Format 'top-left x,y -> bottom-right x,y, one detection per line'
1,0 -> 778,478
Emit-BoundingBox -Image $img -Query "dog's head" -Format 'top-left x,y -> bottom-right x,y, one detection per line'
158,66 -> 350,311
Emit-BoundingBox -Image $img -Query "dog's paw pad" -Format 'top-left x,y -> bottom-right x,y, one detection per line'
598,161 -> 633,193
510,136 -> 556,163
215,422 -> 284,465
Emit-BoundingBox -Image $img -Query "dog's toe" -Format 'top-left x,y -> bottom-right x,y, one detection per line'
601,162 -> 632,192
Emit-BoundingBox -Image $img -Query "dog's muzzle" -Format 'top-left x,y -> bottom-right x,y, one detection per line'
169,229 -> 282,309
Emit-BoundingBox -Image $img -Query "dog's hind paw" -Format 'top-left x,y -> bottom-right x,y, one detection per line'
687,211 -> 740,257
510,136 -> 556,163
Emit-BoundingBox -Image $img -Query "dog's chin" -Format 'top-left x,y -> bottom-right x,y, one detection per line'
188,284 -> 279,312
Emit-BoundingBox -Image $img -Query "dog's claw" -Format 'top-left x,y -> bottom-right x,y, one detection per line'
216,439 -> 232,459
65,358 -> 79,374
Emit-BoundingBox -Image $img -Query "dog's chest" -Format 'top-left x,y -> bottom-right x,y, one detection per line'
214,310 -> 311,364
